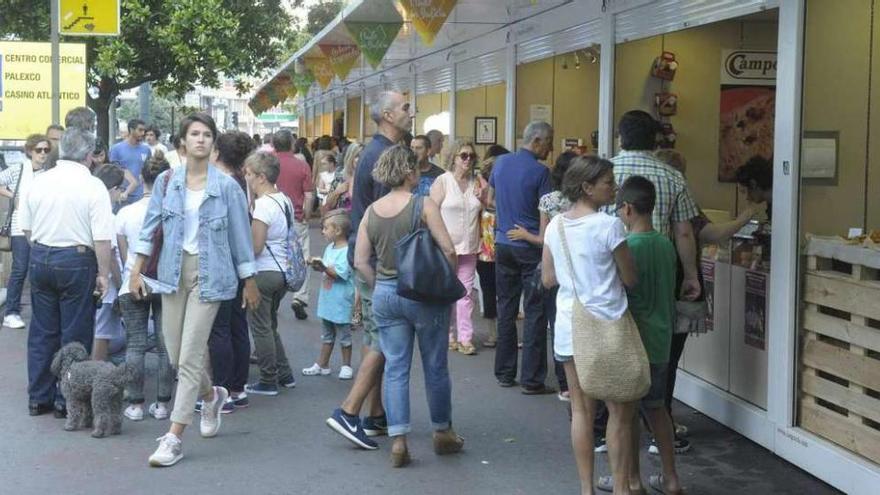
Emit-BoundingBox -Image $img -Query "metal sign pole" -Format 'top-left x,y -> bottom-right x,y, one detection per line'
50,0 -> 61,125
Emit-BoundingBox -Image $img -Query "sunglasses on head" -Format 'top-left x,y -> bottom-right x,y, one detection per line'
458,152 -> 476,161
34,147 -> 51,154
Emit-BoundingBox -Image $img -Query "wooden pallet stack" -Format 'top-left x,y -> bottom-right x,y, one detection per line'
800,252 -> 880,465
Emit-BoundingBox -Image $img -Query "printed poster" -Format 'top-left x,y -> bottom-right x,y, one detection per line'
718,50 -> 776,182
744,270 -> 767,350
701,258 -> 715,333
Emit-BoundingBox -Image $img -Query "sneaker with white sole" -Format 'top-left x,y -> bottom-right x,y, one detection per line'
221,398 -> 236,414
594,437 -> 608,453
648,436 -> 692,455
3,315 -> 25,330
124,404 -> 145,421
148,433 -> 183,467
148,402 -> 170,420
199,386 -> 229,438
338,365 -> 354,380
302,363 -> 331,376
245,382 -> 280,396
3,314 -> 25,329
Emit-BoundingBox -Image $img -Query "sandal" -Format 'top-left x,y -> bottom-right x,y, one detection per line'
433,428 -> 464,455
648,474 -> 684,494
458,343 -> 477,355
448,341 -> 459,351
597,475 -> 646,494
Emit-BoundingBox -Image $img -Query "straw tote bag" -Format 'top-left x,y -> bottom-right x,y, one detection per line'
557,219 -> 650,402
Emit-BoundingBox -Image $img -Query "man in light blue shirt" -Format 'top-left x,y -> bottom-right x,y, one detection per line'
110,119 -> 151,203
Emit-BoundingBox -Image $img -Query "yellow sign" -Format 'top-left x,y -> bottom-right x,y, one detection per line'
60,0 -> 120,36
0,42 -> 87,140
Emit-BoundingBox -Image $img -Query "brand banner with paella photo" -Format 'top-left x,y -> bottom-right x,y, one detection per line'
718,50 -> 776,182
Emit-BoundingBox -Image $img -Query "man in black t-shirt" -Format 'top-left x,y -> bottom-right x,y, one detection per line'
411,134 -> 444,196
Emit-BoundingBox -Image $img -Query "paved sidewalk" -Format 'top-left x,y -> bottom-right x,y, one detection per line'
0,224 -> 841,494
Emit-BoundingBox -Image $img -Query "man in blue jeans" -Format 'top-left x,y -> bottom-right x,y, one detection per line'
19,128 -> 115,417
488,121 -> 555,394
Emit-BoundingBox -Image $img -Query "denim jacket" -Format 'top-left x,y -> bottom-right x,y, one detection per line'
135,164 -> 256,301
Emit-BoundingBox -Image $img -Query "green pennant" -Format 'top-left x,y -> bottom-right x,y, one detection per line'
344,21 -> 403,69
293,71 -> 315,98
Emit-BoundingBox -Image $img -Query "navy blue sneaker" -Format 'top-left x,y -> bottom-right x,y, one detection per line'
326,408 -> 378,450
362,414 -> 388,437
244,382 -> 279,396
232,393 -> 249,408
279,376 -> 296,389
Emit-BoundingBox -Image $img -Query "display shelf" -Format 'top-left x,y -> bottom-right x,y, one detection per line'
799,253 -> 880,466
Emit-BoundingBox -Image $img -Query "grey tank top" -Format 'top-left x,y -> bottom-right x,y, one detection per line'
366,195 -> 417,280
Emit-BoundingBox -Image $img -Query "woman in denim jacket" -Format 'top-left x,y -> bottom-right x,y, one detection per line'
127,113 -> 260,467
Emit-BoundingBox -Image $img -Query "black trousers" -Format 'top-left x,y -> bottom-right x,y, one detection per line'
476,260 -> 497,319
208,282 -> 251,392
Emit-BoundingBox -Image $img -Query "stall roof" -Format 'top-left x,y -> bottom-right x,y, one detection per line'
254,0 -> 573,99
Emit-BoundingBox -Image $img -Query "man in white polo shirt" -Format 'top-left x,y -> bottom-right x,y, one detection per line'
20,127 -> 115,418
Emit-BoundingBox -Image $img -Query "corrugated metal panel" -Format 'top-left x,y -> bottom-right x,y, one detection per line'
335,95 -> 346,109
517,18 -> 602,64
456,49 -> 506,91
416,65 -> 454,95
615,0 -> 776,43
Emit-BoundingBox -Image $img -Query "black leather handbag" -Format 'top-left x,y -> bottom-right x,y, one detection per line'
395,195 -> 466,305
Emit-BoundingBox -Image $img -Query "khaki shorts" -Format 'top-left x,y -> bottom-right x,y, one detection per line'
356,276 -> 381,353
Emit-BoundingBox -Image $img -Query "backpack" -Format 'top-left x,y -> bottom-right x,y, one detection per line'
265,194 -> 308,292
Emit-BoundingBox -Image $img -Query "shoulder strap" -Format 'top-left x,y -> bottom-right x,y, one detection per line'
410,194 -> 424,233
557,217 -> 580,301
266,193 -> 293,230
262,193 -> 292,280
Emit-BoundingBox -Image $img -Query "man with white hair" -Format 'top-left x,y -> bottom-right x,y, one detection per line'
20,128 -> 115,418
326,90 -> 412,450
489,121 -> 555,394
426,129 -> 444,165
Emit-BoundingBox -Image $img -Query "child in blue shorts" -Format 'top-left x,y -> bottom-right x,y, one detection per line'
302,211 -> 355,380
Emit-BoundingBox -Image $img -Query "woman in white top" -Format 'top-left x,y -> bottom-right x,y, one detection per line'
429,141 -> 483,355
314,150 -> 337,206
242,151 -> 298,395
541,156 -> 638,495
0,134 -> 49,329
117,155 -> 173,421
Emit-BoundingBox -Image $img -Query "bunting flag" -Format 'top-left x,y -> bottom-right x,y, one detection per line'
318,44 -> 361,81
344,21 -> 403,69
304,57 -> 335,89
293,70 -> 315,97
400,0 -> 457,46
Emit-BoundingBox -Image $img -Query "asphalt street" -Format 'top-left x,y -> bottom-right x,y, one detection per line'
0,223 -> 840,495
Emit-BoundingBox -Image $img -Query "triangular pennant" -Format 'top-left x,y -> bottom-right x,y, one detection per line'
293,70 -> 315,97
303,57 -> 335,89
318,44 -> 361,81
344,21 -> 403,69
401,0 -> 457,46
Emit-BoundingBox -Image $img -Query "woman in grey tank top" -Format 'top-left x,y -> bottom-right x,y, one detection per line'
353,145 -> 463,467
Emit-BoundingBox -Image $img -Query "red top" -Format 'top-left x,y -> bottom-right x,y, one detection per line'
274,151 -> 315,222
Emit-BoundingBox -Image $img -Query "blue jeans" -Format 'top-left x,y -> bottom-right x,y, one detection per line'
6,235 -> 30,316
372,279 -> 452,437
493,243 -> 549,388
27,244 -> 97,406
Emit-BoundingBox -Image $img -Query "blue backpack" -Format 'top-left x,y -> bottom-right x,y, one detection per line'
265,194 -> 308,292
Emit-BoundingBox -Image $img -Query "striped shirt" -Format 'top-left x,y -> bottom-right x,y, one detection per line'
606,150 -> 699,238
0,161 -> 41,236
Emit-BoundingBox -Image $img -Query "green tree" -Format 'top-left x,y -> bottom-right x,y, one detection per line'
0,0 -> 301,142
305,0 -> 344,35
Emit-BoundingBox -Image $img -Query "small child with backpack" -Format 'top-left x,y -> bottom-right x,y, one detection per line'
302,210 -> 355,380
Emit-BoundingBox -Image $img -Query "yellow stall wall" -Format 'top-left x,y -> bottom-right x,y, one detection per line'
516,52 -> 600,164
363,103 -> 377,139
321,113 -> 333,137
454,83 -> 506,162
415,91 -> 450,137
347,97 -> 362,142
614,16 -> 778,218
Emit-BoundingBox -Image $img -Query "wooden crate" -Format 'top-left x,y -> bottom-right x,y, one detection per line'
799,254 -> 880,465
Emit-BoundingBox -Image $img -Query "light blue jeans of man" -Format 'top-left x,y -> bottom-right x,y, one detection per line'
372,279 -> 452,437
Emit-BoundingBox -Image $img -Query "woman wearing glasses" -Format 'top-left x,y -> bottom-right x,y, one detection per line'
430,142 -> 483,355
0,134 -> 50,329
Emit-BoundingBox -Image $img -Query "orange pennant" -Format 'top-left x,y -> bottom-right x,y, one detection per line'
401,0 -> 457,46
318,44 -> 361,81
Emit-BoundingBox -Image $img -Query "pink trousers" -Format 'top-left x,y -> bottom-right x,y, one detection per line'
450,254 -> 478,345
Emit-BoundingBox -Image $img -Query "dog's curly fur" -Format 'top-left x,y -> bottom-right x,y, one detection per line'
50,342 -> 138,438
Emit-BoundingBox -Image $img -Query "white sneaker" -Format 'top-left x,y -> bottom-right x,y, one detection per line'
199,386 -> 229,438
302,363 -> 331,376
148,433 -> 183,467
148,402 -> 170,420
3,314 -> 25,329
124,404 -> 145,421
338,365 -> 354,380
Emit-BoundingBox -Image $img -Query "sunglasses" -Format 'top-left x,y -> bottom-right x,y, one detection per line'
458,152 -> 476,161
33,147 -> 51,154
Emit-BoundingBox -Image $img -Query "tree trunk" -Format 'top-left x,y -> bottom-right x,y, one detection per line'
88,77 -> 118,146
